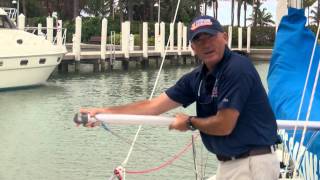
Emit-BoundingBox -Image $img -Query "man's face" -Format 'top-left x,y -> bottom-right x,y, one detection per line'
191,32 -> 228,68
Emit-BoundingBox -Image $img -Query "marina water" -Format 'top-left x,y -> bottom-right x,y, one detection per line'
0,61 -> 269,180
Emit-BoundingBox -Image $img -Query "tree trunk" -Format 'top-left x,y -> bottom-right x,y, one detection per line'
62,1 -> 73,20
128,0 -> 133,21
149,0 -> 154,21
112,0 -> 115,20
73,0 -> 79,19
212,1 -> 216,18
237,0 -> 243,27
244,0 -> 247,27
253,0 -> 259,27
317,0 -> 320,26
205,2 -> 207,15
119,0 -> 124,22
216,0 -> 218,19
171,0 -> 176,21
22,0 -> 26,17
231,0 -> 235,26
46,0 -> 49,16
196,0 -> 201,16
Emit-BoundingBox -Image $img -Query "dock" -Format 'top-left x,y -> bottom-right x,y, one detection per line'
59,43 -> 272,73
12,14 -> 275,73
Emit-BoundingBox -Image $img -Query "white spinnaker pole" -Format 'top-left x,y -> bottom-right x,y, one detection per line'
95,114 -> 174,126
91,114 -> 320,130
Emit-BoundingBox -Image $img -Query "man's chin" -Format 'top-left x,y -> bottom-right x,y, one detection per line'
203,57 -> 219,64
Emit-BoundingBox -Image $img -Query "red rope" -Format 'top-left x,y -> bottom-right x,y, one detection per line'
125,134 -> 199,174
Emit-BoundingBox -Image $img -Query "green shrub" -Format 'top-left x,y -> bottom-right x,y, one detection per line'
107,18 -> 121,32
54,18 -> 279,47
251,26 -> 275,47
26,16 -> 47,26
148,37 -> 155,46
63,20 -> 75,43
107,33 -> 121,45
81,17 -> 102,42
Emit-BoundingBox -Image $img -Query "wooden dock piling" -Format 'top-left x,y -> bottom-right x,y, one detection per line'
122,58 -> 129,70
100,59 -> 106,72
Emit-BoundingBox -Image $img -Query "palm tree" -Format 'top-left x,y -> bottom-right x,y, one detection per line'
236,0 -> 244,27
247,6 -> 274,27
303,0 -> 317,26
196,0 -> 201,16
239,0 -> 255,27
234,0 -> 251,27
204,0 -> 208,15
243,0 -> 247,27
203,0 -> 218,19
310,7 -> 319,26
213,0 -> 218,19
253,0 -> 260,27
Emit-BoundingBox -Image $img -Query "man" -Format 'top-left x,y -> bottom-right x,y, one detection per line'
81,16 -> 280,180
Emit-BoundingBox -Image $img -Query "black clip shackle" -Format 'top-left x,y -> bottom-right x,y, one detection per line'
73,113 -> 90,126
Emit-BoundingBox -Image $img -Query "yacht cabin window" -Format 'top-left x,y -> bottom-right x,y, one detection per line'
0,15 -> 16,29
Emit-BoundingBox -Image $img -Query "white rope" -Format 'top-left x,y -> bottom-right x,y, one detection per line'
120,0 -> 182,171
291,22 -> 320,178
149,1 -> 182,99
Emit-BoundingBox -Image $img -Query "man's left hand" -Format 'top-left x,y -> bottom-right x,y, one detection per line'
169,113 -> 189,131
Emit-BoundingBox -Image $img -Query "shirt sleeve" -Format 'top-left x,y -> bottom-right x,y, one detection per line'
165,74 -> 196,107
217,68 -> 254,113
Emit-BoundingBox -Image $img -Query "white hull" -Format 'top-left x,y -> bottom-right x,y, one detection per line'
0,10 -> 67,89
0,54 -> 63,89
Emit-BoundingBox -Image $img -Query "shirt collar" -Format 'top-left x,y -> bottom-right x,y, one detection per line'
200,46 -> 232,79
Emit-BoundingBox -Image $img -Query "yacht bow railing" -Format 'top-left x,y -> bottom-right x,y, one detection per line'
24,27 -> 67,46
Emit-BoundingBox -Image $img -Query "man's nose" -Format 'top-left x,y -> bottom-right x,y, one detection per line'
201,38 -> 212,48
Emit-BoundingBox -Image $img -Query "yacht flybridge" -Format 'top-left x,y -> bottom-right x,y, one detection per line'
0,8 -> 67,89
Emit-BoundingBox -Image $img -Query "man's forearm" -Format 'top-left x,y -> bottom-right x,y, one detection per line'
191,109 -> 239,136
191,116 -> 230,136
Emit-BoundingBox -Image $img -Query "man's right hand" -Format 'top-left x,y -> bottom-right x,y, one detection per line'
79,108 -> 109,117
78,108 -> 110,127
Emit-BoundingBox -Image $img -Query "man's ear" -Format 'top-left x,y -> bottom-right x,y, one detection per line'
191,43 -> 195,50
190,43 -> 197,55
223,32 -> 228,42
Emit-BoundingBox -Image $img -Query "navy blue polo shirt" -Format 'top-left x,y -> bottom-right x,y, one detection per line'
165,47 -> 279,157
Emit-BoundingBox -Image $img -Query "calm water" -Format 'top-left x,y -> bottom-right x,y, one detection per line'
0,61 -> 269,180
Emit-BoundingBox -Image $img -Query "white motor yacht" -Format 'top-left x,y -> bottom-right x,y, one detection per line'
0,8 -> 67,89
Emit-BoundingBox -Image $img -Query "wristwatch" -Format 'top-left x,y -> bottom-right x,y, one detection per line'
186,116 -> 197,131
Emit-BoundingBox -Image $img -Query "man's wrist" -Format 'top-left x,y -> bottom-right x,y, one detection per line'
186,116 -> 197,131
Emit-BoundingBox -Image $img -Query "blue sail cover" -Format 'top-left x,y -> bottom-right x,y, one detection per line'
268,8 -> 320,179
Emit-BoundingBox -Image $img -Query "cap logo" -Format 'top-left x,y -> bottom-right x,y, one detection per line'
191,19 -> 212,31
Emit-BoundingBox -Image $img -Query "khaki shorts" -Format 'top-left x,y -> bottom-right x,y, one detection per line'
216,153 -> 280,180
